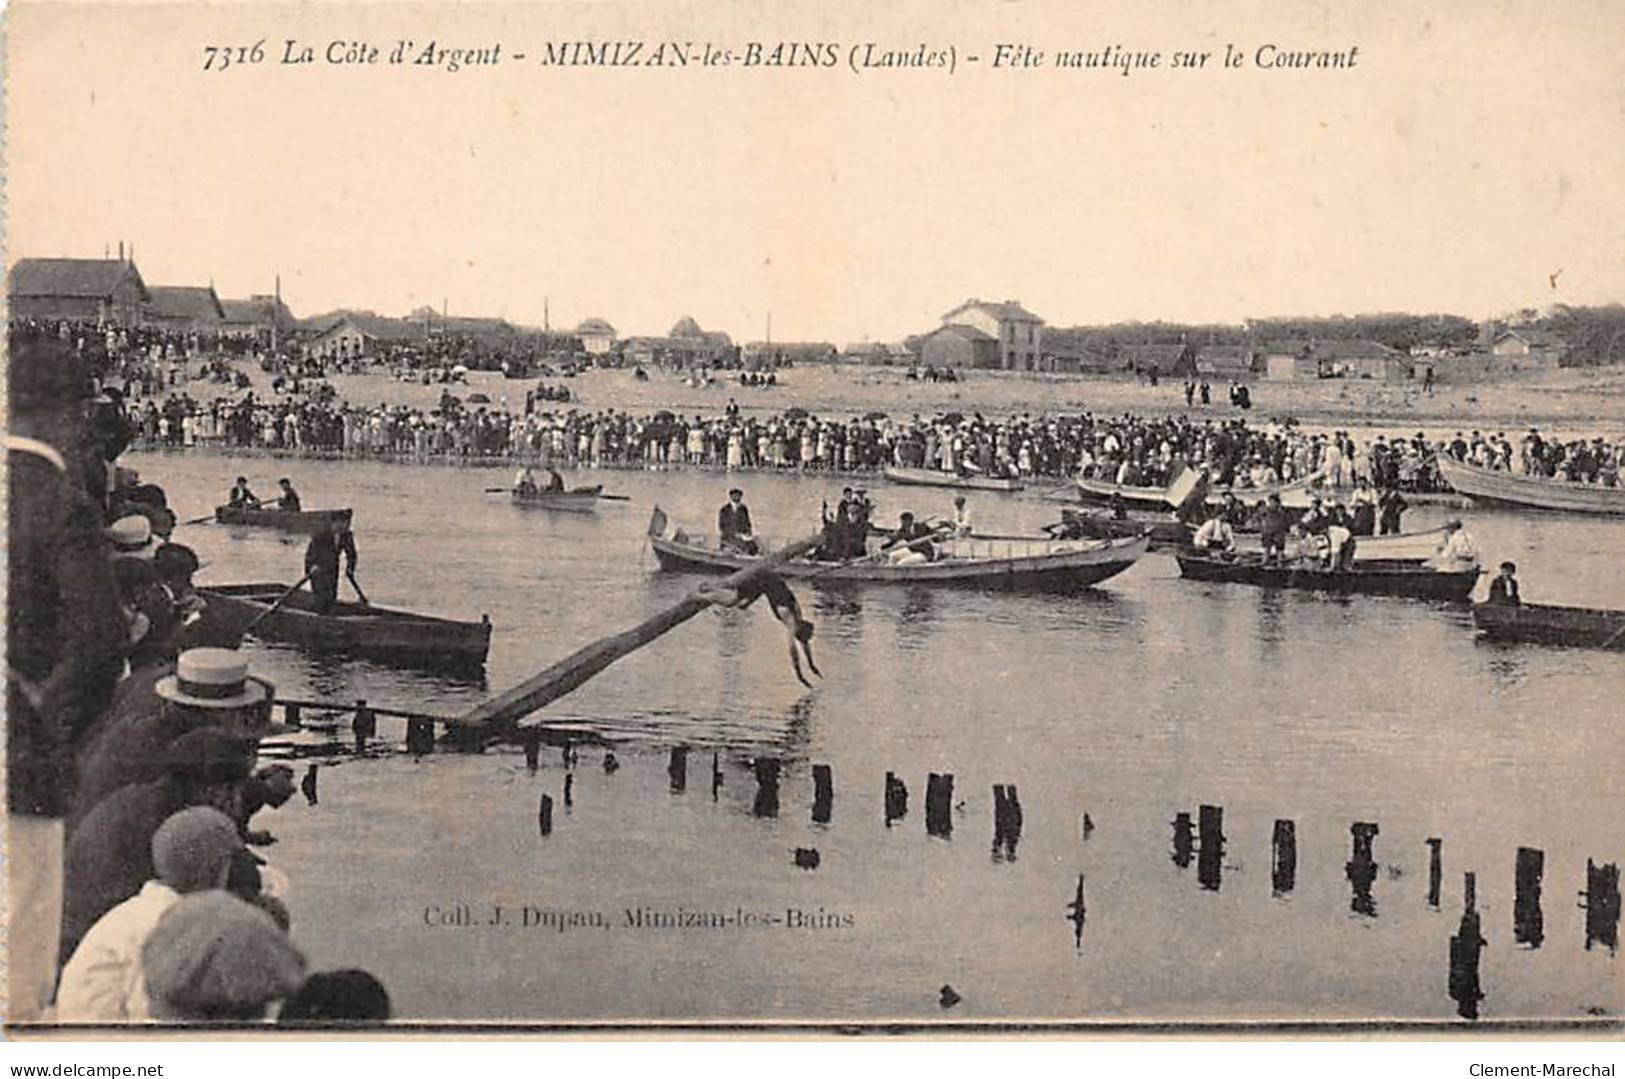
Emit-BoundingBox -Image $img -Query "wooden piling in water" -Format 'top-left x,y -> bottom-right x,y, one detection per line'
1584,859 -> 1621,953
1171,811 -> 1194,869
884,772 -> 908,826
668,747 -> 688,794
711,751 -> 722,800
1067,874 -> 1087,947
1346,822 -> 1379,917
925,773 -> 954,838
538,793 -> 553,836
1449,870 -> 1486,1020
523,729 -> 542,774
752,758 -> 781,818
811,764 -> 833,825
1271,819 -> 1296,897
992,784 -> 1023,862
1197,805 -> 1223,891
1513,847 -> 1544,949
1426,838 -> 1443,909
563,772 -> 573,808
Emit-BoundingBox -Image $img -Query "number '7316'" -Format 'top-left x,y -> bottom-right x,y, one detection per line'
202,40 -> 265,70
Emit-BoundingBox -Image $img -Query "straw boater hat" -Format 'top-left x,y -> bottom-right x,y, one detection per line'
156,648 -> 270,710
107,514 -> 160,560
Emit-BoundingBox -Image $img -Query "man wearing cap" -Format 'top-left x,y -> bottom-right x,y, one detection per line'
55,807 -> 244,1022
73,648 -> 286,832
718,488 -> 758,555
61,727 -> 260,966
141,891 -> 307,1022
7,330 -> 129,1021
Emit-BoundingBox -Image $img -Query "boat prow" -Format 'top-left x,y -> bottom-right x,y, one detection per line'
1437,456 -> 1625,516
1472,601 -> 1625,649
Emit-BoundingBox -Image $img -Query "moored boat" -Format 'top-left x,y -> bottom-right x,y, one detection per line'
1056,509 -> 1450,561
1471,601 -> 1625,649
1436,456 -> 1625,516
1174,552 -> 1480,602
648,511 -> 1146,593
214,505 -> 353,534
1075,473 -> 1319,512
883,466 -> 1024,492
511,484 -> 604,512
193,582 -> 492,671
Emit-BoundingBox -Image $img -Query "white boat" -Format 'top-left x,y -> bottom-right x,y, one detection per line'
1436,456 -> 1625,516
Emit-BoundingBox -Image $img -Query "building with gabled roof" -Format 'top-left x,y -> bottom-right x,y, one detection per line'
575,317 -> 617,355
939,298 -> 1044,371
146,285 -> 225,330
9,257 -> 150,324
920,323 -> 1001,370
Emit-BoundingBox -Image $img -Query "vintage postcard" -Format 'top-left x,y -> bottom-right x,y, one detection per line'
4,0 -> 1623,1036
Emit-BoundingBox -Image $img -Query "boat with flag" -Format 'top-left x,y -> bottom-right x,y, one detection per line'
646,508 -> 1147,592
1436,456 -> 1625,516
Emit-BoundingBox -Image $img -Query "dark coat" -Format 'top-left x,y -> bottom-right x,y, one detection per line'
60,778 -> 186,963
718,502 -> 753,541
7,445 -> 127,817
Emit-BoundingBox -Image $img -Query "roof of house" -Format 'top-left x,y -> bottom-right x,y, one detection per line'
942,298 -> 1044,324
1310,339 -> 1400,360
147,285 -> 224,322
10,258 -> 148,301
1121,343 -> 1192,363
220,295 -> 297,327
928,324 -> 998,343
1495,329 -> 1566,347
575,317 -> 616,336
669,316 -> 705,338
307,310 -> 421,341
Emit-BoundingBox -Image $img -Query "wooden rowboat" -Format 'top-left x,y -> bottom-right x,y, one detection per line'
883,466 -> 1024,492
1057,509 -> 1450,561
649,511 -> 1146,593
194,582 -> 492,671
511,485 -> 603,512
1436,456 -> 1625,516
1075,473 -> 1319,512
1471,602 -> 1625,649
214,505 -> 353,534
1174,552 -> 1480,602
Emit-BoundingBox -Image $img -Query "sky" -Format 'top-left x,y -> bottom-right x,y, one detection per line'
8,0 -> 1625,342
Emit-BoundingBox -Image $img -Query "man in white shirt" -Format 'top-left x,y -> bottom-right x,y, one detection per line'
951,496 -> 972,537
1434,519 -> 1480,568
1192,513 -> 1236,553
55,806 -> 243,1023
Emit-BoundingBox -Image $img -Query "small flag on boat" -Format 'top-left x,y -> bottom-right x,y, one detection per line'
647,507 -> 668,537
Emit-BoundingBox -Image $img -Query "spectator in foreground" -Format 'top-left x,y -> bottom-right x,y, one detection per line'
278,970 -> 393,1024
141,891 -> 306,1023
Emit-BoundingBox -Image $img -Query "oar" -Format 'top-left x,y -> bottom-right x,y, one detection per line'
346,568 -> 370,606
239,571 -> 314,639
599,494 -> 631,502
180,512 -> 218,526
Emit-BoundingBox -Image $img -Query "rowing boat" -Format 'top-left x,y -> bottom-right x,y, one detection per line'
193,582 -> 492,671
1057,509 -> 1450,561
1174,552 -> 1480,602
1471,601 -> 1625,649
883,466 -> 1025,492
648,511 -> 1147,592
214,505 -> 353,534
1436,456 -> 1625,516
511,485 -> 604,512
1075,473 -> 1319,512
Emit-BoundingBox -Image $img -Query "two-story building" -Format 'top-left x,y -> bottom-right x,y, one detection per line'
939,299 -> 1044,371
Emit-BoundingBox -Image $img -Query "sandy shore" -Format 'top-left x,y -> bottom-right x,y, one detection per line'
181,359 -> 1625,437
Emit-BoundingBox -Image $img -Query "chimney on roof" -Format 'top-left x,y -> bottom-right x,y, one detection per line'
118,241 -> 124,262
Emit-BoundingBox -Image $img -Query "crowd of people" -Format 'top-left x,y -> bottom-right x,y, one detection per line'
7,326 -> 390,1025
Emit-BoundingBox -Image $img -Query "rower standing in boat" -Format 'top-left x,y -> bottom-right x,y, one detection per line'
694,573 -> 821,689
1486,561 -> 1521,606
951,496 -> 972,537
228,477 -> 261,509
1378,487 -> 1408,536
275,479 -> 301,513
1349,477 -> 1378,536
1258,493 -> 1291,565
719,488 -> 759,555
543,468 -> 565,494
304,522 -> 359,614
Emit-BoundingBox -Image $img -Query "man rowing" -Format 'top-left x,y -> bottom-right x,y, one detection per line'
304,522 -> 359,614
1192,509 -> 1236,554
694,572 -> 821,688
515,467 -> 538,498
227,477 -> 261,509
1433,518 -> 1480,570
275,478 -> 301,512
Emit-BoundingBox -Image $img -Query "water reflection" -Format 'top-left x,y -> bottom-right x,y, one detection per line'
1346,823 -> 1380,918
894,588 -> 940,652
1067,875 -> 1087,949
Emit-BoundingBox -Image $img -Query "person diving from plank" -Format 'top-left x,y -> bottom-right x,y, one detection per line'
695,572 -> 821,689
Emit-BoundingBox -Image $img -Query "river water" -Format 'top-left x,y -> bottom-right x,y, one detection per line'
128,449 -> 1624,1025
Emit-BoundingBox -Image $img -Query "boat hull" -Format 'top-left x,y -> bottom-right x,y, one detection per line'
650,533 -> 1147,593
1472,602 -> 1625,649
214,506 -> 354,534
883,467 -> 1024,492
194,582 -> 491,670
512,485 -> 603,513
1436,456 -> 1625,516
1058,510 -> 1448,561
1075,474 -> 1318,512
1174,554 -> 1480,602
